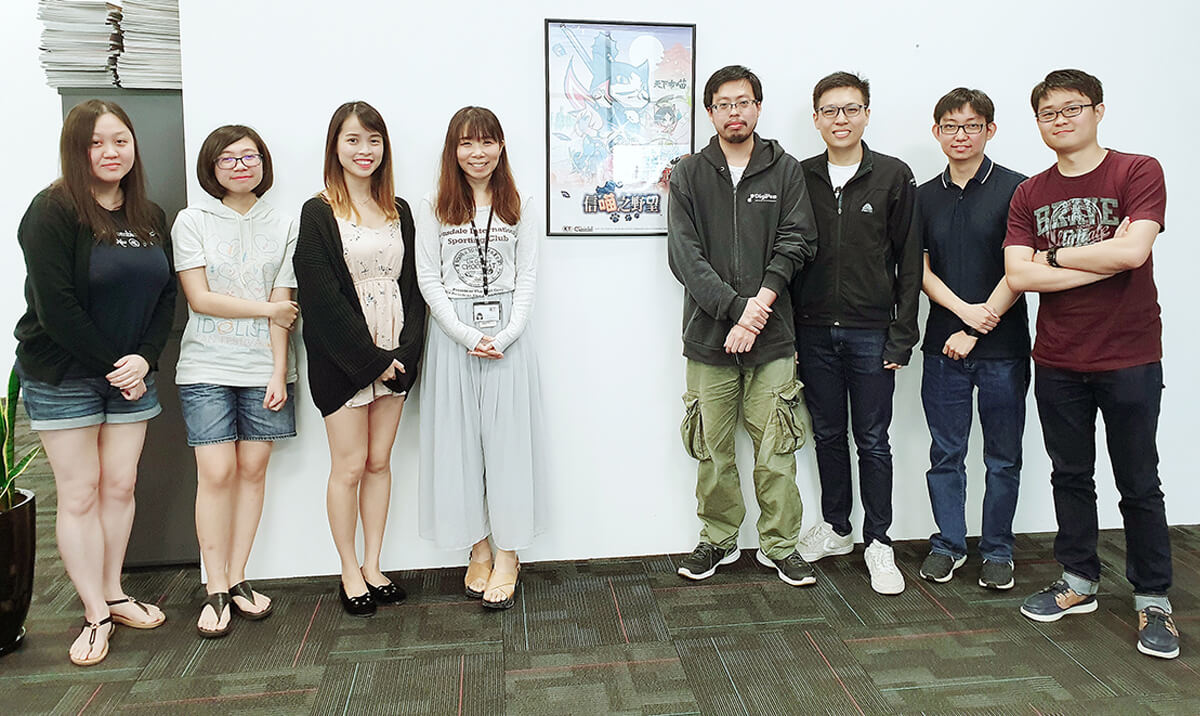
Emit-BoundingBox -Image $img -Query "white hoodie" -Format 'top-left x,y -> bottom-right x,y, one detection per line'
171,194 -> 298,386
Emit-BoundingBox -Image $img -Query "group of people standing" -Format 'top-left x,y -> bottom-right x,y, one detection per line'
669,65 -> 1179,661
13,62 -> 1178,669
15,99 -> 542,666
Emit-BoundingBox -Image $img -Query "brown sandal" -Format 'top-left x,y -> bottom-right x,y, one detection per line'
465,556 -> 494,599
106,596 -> 166,629
70,616 -> 114,667
482,564 -> 520,610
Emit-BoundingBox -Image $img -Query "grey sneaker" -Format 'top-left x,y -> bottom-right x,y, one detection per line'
1137,606 -> 1180,659
978,560 -> 1015,590
796,522 -> 854,562
755,549 -> 816,587
677,542 -> 740,581
1019,580 -> 1097,622
919,552 -> 966,583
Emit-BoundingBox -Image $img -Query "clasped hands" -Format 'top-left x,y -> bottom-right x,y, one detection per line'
106,354 -> 149,401
943,301 -> 1001,361
469,337 -> 503,360
725,294 -> 773,354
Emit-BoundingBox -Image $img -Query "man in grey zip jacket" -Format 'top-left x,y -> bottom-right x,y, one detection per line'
791,71 -> 922,597
668,65 -> 818,587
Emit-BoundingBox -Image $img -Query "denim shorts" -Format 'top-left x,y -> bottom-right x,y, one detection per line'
178,383 -> 297,447
17,366 -> 162,431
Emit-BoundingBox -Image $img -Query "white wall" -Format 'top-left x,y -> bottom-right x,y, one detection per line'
4,0 -> 1198,579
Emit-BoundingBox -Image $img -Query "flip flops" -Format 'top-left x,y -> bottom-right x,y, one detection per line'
196,592 -> 232,639
69,615 -> 114,667
230,581 -> 274,620
105,596 -> 166,629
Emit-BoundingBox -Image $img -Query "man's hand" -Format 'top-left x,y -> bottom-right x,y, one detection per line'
738,297 -> 772,334
955,302 -> 999,333
943,331 -> 978,361
724,324 -> 757,354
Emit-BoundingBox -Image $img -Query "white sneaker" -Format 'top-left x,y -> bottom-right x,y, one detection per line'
864,541 -> 905,595
796,522 -> 854,562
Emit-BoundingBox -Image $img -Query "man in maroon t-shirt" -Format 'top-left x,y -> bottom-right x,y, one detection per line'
1004,69 -> 1178,660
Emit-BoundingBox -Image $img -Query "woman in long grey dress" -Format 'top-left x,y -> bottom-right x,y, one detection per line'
416,106 -> 546,610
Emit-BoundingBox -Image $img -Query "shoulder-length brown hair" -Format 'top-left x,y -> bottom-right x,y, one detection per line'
52,99 -> 158,243
196,124 -> 274,199
435,107 -> 520,227
322,101 -> 399,223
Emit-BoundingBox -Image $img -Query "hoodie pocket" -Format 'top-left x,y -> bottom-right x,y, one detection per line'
680,390 -> 709,461
762,379 -> 809,456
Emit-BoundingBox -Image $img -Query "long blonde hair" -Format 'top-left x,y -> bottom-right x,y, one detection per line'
321,101 -> 399,223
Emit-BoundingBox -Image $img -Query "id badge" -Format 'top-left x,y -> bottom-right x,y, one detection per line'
472,300 -> 502,329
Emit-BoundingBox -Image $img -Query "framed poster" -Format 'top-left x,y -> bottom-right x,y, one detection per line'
545,19 -> 696,236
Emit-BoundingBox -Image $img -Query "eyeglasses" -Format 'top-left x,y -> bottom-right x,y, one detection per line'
215,154 -> 263,170
1035,104 -> 1094,123
817,103 -> 866,119
938,122 -> 987,135
709,99 -> 759,113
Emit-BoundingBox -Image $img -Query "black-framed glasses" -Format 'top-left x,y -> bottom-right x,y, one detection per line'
817,103 -> 866,119
709,99 -> 759,113
1035,104 -> 1094,123
938,122 -> 987,135
215,153 -> 263,170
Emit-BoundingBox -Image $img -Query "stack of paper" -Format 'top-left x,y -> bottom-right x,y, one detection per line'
38,0 -> 122,88
114,0 -> 181,89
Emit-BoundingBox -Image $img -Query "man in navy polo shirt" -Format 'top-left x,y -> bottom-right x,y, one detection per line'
916,88 -> 1029,591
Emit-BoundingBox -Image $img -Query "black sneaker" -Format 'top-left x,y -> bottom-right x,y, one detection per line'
919,552 -> 966,583
978,560 -> 1015,590
1137,606 -> 1180,659
677,542 -> 740,580
1019,580 -> 1097,622
755,549 -> 817,587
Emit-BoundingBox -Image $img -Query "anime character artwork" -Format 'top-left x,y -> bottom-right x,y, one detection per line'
546,20 -> 695,235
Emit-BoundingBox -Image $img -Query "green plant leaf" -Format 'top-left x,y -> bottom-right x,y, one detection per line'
5,370 -> 19,474
11,448 -> 41,479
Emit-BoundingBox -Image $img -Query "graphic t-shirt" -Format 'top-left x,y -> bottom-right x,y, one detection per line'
172,197 -> 298,386
1003,150 -> 1166,371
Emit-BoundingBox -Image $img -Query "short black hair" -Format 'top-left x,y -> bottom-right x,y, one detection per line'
1030,69 -> 1103,112
933,87 -> 995,124
813,71 -> 869,111
196,124 -> 274,199
704,65 -> 762,109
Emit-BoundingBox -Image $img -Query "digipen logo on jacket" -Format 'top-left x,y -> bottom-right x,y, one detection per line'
747,193 -> 778,203
861,202 -> 874,214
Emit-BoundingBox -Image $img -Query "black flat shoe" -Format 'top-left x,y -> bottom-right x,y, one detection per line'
365,578 -> 407,605
229,581 -> 274,620
197,592 -> 232,638
339,582 -> 376,617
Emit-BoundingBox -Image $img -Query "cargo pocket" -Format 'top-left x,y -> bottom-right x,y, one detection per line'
680,390 -> 709,461
765,379 -> 809,455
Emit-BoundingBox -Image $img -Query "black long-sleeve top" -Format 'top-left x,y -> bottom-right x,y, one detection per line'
14,188 -> 177,384
293,196 -> 426,416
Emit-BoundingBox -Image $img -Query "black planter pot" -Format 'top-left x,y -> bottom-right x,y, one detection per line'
0,488 -> 35,657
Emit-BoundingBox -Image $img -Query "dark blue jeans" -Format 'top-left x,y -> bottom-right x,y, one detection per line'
1034,362 -> 1171,596
796,326 -> 894,546
921,354 -> 1028,562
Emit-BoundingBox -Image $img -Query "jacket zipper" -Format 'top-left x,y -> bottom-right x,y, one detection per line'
732,178 -> 742,367
834,185 -> 843,326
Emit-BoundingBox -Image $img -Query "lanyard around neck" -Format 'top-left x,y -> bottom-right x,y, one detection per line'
469,207 -> 495,296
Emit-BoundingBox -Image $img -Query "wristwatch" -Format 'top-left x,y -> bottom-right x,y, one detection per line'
1046,246 -> 1061,268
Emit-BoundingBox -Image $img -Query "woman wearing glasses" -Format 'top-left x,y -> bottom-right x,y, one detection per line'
15,100 -> 175,665
294,101 -> 425,616
416,107 -> 546,610
172,125 -> 298,637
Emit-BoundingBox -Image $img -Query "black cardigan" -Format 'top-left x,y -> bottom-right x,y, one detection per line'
293,196 -> 426,416
14,188 -> 176,384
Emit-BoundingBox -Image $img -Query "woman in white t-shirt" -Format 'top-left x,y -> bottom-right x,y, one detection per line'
172,125 -> 298,638
416,107 -> 546,610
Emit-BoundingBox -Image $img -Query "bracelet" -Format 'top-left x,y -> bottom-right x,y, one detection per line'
964,327 -> 983,338
1047,246 -> 1061,268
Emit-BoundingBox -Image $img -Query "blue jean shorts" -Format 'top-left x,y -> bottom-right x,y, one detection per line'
17,365 -> 162,431
178,383 -> 297,447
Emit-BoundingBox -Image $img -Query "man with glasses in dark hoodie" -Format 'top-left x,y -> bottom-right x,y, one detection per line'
668,65 -> 818,587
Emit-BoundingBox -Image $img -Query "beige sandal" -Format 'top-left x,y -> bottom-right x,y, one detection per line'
106,596 -> 165,629
482,564 -> 520,610
70,616 -> 113,667
465,556 -> 493,599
